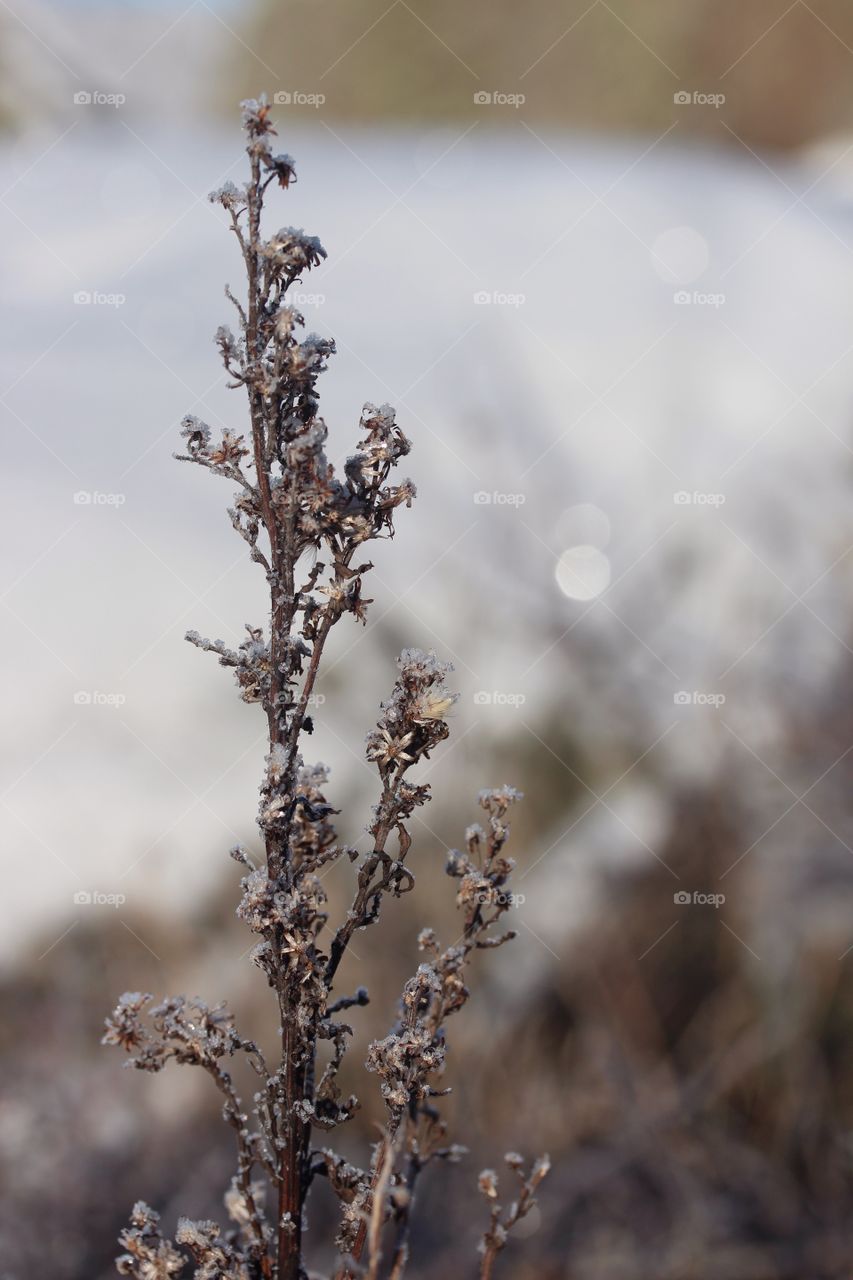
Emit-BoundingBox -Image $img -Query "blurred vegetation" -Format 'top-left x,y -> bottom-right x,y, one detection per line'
228,0 -> 853,149
8,648 -> 853,1279
9,770 -> 853,1278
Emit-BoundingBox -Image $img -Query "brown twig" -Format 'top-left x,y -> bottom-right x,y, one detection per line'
104,93 -> 545,1280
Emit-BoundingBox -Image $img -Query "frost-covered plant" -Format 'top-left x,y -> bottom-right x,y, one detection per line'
105,96 -> 547,1280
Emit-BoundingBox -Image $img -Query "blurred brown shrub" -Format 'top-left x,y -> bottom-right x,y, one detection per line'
230,0 -> 853,149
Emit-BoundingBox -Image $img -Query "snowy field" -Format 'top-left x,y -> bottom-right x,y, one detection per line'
2,119 -> 853,961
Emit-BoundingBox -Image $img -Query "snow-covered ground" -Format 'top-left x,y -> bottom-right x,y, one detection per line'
2,118 -> 853,961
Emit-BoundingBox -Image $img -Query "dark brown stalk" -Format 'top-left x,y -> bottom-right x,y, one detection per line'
105,96 -> 546,1280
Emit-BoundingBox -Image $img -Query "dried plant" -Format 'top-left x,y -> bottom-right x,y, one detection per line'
104,96 -> 547,1280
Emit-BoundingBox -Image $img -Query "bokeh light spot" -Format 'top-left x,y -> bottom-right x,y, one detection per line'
651,226 -> 710,283
555,545 -> 611,600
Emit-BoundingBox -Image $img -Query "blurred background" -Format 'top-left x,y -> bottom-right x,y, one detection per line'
3,1 -> 853,1277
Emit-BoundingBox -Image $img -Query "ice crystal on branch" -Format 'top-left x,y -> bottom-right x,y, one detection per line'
116,1202 -> 185,1279
106,93 -> 547,1280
